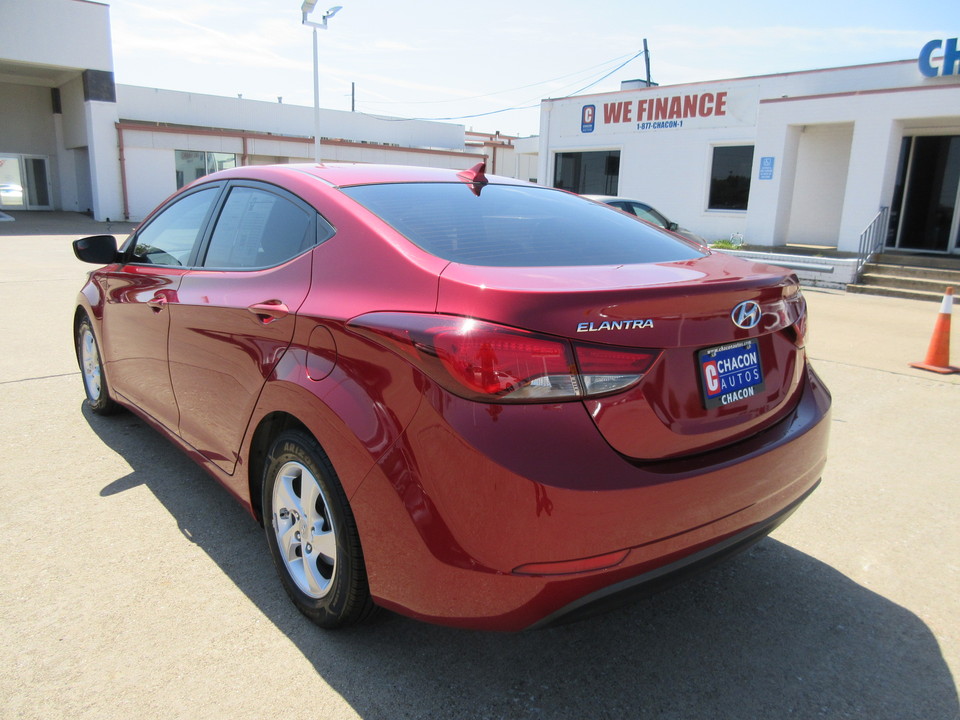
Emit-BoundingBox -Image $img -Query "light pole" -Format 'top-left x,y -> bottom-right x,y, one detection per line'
301,2 -> 342,163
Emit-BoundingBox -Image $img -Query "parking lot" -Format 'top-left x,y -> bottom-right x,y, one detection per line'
1,213 -> 958,720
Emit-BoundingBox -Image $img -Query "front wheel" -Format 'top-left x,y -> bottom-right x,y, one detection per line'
262,430 -> 376,628
76,315 -> 120,415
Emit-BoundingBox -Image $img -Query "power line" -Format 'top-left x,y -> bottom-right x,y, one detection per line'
360,52 -> 638,106
355,49 -> 647,123
562,50 -> 647,97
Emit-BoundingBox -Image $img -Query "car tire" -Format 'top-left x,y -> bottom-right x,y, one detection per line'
76,315 -> 121,415
262,429 -> 376,628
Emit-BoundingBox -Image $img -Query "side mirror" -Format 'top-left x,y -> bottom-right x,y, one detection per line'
667,222 -> 679,231
73,234 -> 119,265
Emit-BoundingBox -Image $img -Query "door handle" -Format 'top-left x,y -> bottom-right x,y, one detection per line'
247,300 -> 289,324
147,296 -> 168,312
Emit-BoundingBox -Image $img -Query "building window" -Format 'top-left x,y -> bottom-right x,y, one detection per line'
175,150 -> 238,189
708,145 -> 754,211
553,151 -> 620,195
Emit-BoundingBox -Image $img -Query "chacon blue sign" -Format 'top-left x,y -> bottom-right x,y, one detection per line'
581,105 -> 596,133
919,38 -> 960,77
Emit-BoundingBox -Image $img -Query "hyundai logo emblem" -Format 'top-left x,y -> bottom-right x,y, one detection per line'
731,300 -> 762,329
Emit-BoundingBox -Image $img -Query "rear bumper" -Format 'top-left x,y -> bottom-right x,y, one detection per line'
526,478 -> 819,629
350,365 -> 831,631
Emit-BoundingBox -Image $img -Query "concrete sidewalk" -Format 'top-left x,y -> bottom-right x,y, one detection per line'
804,286 -> 960,383
0,223 -> 957,720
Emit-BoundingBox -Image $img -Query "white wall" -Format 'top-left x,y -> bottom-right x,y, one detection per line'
785,124 -> 853,247
124,148 -> 176,220
0,77 -> 118,216
513,136 -> 539,182
72,147 -> 92,214
1,1 -> 497,221
540,82 -> 762,242
0,0 -> 121,217
117,85 -> 466,151
748,83 -> 960,252
119,124 -> 487,220
0,0 -> 113,72
542,60 -> 960,249
85,100 -> 123,221
59,75 -> 88,150
0,83 -> 58,154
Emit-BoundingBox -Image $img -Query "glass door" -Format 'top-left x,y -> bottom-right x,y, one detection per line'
0,155 -> 26,210
892,136 -> 960,254
0,155 -> 53,211
24,156 -> 52,210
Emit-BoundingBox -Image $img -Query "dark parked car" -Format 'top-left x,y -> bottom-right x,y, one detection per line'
73,163 -> 830,631
585,194 -> 709,245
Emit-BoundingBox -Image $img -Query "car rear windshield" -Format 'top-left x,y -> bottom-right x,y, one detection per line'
341,183 -> 705,267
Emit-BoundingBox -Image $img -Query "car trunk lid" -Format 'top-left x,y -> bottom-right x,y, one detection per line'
436,253 -> 807,460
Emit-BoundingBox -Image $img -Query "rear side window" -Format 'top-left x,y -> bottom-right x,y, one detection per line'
621,202 -> 669,229
130,186 -> 219,266
203,186 -> 317,269
341,183 -> 704,267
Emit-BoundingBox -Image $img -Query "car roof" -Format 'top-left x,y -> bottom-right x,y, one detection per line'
211,162 -> 532,189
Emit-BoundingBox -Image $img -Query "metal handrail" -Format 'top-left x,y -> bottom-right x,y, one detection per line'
856,206 -> 890,279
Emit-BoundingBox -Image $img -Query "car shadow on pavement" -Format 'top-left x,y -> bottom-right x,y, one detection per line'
86,407 -> 959,720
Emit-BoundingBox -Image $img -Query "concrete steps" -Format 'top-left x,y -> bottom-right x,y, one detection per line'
847,253 -> 960,302
872,252 -> 960,270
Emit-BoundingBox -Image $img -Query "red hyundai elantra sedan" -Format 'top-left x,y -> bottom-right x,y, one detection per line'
73,163 -> 830,631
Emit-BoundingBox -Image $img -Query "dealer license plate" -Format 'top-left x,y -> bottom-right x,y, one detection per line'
698,339 -> 765,409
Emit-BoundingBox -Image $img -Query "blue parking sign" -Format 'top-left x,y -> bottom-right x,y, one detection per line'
759,156 -> 775,180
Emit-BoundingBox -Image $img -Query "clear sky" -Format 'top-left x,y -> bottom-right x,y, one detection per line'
106,0 -> 955,137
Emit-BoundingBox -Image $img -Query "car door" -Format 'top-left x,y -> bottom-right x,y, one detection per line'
99,185 -> 222,431
168,182 -> 332,474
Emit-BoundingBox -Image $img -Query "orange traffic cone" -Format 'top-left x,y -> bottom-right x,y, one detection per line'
910,287 -> 959,374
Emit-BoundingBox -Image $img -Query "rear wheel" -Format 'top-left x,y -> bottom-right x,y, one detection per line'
76,315 -> 120,415
262,430 -> 376,628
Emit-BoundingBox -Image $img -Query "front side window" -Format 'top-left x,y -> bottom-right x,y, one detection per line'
708,145 -> 754,211
129,186 -> 219,266
202,186 -> 325,269
553,151 -> 620,195
343,183 -> 704,267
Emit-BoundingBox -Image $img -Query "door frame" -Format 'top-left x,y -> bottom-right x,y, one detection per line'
22,155 -> 54,210
0,154 -> 53,211
892,135 -> 960,255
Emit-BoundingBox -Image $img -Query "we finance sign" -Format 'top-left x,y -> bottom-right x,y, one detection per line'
578,87 -> 754,134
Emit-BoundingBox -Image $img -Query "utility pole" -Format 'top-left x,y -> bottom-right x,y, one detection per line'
643,38 -> 652,87
301,3 -> 342,163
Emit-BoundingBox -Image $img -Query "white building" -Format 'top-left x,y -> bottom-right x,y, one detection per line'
538,43 -> 960,257
1,0 -> 122,221
0,0 -> 530,222
6,0 -> 958,263
112,85 -> 489,220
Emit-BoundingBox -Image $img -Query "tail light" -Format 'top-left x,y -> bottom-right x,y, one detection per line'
347,312 -> 660,404
783,285 -> 807,347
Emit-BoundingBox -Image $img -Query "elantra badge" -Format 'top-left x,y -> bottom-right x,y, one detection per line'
577,319 -> 654,332
731,300 -> 761,329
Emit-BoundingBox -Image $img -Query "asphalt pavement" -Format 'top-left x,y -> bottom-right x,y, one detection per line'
1,213 -> 957,720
